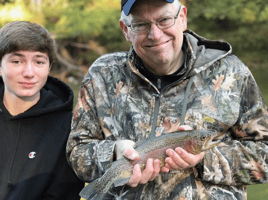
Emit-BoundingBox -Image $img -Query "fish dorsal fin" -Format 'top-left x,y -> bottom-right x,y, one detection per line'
134,136 -> 155,149
134,130 -> 198,149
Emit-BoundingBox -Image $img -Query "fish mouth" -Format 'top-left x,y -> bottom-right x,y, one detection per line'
203,132 -> 225,150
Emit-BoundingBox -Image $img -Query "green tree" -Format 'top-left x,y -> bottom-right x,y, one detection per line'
185,0 -> 268,23
184,0 -> 268,57
0,0 -> 45,26
54,0 -> 120,39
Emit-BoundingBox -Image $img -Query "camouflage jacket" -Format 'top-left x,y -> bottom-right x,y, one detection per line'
66,30 -> 268,200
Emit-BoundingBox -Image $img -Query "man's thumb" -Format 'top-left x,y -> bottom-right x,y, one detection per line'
124,148 -> 139,160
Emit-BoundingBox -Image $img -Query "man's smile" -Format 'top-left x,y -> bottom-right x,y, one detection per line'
146,39 -> 171,48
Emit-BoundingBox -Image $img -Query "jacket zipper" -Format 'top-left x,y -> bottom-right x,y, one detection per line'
157,79 -> 161,90
149,77 -> 190,138
149,79 -> 161,139
127,61 -> 187,138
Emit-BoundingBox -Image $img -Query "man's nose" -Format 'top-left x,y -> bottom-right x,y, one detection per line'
147,23 -> 163,40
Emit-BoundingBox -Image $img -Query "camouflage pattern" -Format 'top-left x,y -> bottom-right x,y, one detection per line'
66,30 -> 268,200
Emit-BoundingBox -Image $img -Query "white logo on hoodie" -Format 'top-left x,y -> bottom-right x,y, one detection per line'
29,152 -> 36,159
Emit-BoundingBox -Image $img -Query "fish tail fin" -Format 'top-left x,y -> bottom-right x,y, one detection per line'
79,180 -> 99,200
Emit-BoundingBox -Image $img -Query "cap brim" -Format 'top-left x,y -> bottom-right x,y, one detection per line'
123,0 -> 175,16
123,0 -> 136,16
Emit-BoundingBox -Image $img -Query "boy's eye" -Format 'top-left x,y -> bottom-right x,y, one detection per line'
12,60 -> 21,64
36,61 -> 45,65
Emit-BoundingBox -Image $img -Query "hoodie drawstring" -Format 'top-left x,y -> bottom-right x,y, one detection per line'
8,119 -> 21,187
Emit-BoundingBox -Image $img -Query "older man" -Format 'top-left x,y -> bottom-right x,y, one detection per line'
67,0 -> 268,199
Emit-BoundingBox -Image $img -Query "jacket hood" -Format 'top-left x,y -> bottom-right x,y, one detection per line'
0,76 -> 73,119
184,30 -> 232,75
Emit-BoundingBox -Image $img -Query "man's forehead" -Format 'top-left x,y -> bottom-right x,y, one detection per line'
122,0 -> 177,16
129,1 -> 176,21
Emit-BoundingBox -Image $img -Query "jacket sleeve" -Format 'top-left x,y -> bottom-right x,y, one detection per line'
66,73 -> 117,183
200,63 -> 268,186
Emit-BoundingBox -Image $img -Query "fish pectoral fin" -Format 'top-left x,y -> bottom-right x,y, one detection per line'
79,180 -> 98,199
114,177 -> 130,187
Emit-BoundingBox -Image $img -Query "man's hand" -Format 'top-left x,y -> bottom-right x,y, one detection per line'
126,149 -> 161,187
115,140 -> 161,187
115,125 -> 202,187
161,148 -> 204,172
160,124 -> 204,172
115,140 -> 138,160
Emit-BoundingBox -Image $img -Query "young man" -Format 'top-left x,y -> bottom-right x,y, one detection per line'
67,0 -> 268,199
0,21 -> 84,199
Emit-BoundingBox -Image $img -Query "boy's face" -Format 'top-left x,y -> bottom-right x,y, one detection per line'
0,51 -> 50,102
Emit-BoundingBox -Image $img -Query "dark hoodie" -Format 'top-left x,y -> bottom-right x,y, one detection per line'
0,76 -> 84,200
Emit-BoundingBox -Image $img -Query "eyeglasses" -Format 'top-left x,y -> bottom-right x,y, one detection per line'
123,6 -> 181,33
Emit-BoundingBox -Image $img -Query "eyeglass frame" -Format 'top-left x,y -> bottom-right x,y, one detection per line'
123,5 -> 181,33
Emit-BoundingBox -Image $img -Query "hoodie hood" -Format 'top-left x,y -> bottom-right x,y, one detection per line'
0,76 -> 73,119
184,30 -> 232,76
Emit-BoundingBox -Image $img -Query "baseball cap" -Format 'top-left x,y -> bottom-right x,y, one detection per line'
121,0 -> 177,16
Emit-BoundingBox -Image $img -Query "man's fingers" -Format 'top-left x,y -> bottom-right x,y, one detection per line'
128,159 -> 161,187
139,158 -> 154,184
124,148 -> 139,160
178,125 -> 193,131
165,149 -> 189,169
148,159 -> 161,181
165,147 -> 204,170
174,147 -> 204,166
160,165 -> 170,173
128,164 -> 141,187
115,140 -> 135,160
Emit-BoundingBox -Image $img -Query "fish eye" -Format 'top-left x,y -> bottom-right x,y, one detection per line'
200,136 -> 206,141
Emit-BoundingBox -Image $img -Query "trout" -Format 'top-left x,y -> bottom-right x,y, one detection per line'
80,130 -> 222,199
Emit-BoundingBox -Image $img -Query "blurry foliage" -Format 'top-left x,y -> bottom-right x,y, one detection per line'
97,9 -> 130,52
185,0 -> 268,61
0,0 -> 45,26
0,0 -> 267,67
56,2 -> 116,39
0,0 -> 122,39
185,0 -> 268,23
54,0 -> 121,40
0,0 -> 14,4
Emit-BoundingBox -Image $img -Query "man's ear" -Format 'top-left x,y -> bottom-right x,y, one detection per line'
119,21 -> 131,42
180,6 -> 188,31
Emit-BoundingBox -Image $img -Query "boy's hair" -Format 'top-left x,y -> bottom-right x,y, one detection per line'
0,21 -> 56,64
